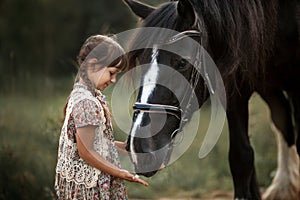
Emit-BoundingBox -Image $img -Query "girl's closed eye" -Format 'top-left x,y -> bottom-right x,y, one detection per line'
110,69 -> 120,76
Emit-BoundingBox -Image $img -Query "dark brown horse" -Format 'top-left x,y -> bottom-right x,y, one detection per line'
123,0 -> 300,199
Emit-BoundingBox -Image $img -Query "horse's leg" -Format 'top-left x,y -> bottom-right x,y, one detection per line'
258,90 -> 299,200
289,92 -> 300,156
288,91 -> 300,198
227,93 -> 261,200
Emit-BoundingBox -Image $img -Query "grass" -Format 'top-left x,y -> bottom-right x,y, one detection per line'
0,76 -> 277,199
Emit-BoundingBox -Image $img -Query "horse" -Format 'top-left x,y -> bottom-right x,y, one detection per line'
122,0 -> 300,199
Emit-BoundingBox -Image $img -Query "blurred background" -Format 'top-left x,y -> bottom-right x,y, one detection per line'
0,0 -> 277,199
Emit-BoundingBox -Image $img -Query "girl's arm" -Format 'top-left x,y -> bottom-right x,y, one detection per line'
76,126 -> 148,186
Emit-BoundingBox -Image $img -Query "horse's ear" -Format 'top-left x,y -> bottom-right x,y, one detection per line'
123,0 -> 155,19
177,0 -> 196,26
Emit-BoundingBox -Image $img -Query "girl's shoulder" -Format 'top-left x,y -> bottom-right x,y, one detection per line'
71,98 -> 102,128
68,88 -> 105,128
69,83 -> 99,106
65,83 -> 103,117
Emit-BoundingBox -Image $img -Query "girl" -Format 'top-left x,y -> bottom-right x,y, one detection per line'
54,35 -> 148,200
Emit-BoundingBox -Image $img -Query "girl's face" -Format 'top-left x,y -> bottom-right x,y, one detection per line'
87,59 -> 122,91
95,66 -> 120,91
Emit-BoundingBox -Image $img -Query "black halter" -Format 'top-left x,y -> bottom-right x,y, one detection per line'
132,30 -> 203,139
132,30 -> 204,167
133,103 -> 182,120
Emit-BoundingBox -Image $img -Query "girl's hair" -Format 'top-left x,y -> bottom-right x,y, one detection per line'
64,34 -> 127,121
75,35 -> 127,94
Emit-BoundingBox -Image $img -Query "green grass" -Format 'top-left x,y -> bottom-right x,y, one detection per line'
0,76 -> 277,199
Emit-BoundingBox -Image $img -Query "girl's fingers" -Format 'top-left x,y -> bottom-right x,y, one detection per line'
119,169 -> 149,186
131,174 -> 149,186
135,177 -> 149,186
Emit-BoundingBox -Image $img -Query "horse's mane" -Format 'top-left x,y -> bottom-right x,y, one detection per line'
126,0 -> 279,89
193,0 -> 278,88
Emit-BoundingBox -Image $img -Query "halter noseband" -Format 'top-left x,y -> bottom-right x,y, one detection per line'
133,102 -> 182,120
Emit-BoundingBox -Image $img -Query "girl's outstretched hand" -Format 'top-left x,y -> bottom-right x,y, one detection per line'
118,169 -> 149,186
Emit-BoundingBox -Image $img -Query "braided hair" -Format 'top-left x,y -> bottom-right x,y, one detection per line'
75,35 -> 127,93
63,34 -> 127,120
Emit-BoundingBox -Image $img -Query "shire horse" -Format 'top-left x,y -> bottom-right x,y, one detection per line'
123,0 -> 300,199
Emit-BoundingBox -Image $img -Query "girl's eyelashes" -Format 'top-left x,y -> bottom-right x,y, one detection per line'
109,68 -> 120,76
110,70 -> 117,75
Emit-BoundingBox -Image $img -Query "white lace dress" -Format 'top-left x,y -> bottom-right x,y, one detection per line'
54,83 -> 127,200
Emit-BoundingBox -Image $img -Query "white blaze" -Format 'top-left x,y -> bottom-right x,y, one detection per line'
140,47 -> 159,103
130,47 -> 160,164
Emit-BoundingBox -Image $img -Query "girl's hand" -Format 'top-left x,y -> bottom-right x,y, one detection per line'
115,141 -> 128,154
118,169 -> 149,186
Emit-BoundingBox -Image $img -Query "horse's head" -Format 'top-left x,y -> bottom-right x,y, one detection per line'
123,0 -> 210,177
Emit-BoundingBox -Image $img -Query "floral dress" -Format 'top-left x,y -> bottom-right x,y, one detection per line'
54,83 -> 128,200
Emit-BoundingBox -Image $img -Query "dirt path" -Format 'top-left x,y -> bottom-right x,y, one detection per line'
130,190 -> 233,200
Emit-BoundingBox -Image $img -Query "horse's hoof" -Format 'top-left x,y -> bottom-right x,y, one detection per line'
262,181 -> 299,200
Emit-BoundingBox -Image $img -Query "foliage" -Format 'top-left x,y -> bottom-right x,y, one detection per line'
0,77 -> 71,199
0,0 -> 136,82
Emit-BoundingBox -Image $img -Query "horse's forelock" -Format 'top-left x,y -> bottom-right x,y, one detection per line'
125,2 -> 179,72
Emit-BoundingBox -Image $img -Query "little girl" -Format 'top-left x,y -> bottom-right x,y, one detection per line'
54,35 -> 148,200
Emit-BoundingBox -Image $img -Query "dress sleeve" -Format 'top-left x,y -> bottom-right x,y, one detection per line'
72,99 -> 101,128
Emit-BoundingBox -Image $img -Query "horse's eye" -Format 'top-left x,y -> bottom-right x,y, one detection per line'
175,58 -> 189,71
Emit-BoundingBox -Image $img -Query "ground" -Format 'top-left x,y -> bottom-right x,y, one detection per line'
131,190 -> 233,200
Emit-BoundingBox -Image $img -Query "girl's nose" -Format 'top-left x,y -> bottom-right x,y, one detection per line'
110,74 -> 117,83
